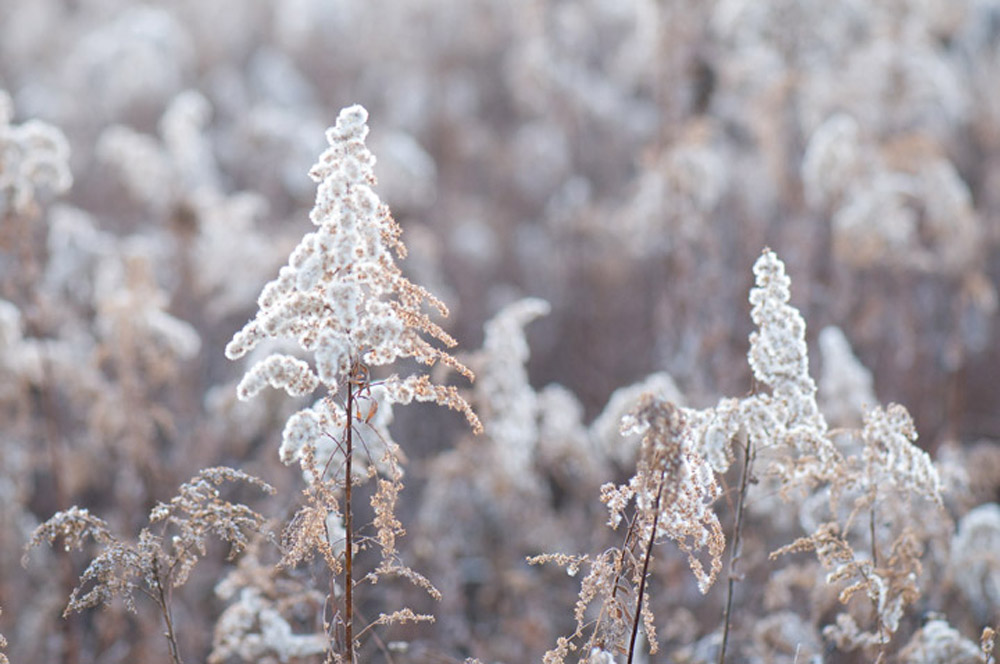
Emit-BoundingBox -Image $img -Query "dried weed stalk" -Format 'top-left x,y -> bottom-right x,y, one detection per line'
533,397 -> 724,663
24,467 -> 273,664
771,404 -> 944,659
541,249 -> 949,662
0,88 -> 72,296
226,104 -> 480,662
682,249 -> 945,662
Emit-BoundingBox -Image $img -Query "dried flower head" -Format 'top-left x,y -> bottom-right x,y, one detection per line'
898,618 -> 985,664
210,587 -> 328,664
471,297 -> 551,483
0,89 -> 72,218
534,396 -> 724,663
683,249 -> 841,499
226,103 -> 480,474
210,540 -> 329,664
225,105 -> 479,662
617,395 -> 725,593
858,404 -> 943,509
747,249 -> 828,439
25,468 -> 273,617
949,503 -> 1000,618
818,326 -> 877,428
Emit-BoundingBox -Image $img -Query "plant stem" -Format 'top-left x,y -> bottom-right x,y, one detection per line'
628,473 -> 665,664
344,369 -> 355,663
870,502 -> 887,661
719,437 -> 753,664
152,557 -> 184,664
869,502 -> 878,569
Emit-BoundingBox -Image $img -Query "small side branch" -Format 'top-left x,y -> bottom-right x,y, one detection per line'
152,557 -> 184,664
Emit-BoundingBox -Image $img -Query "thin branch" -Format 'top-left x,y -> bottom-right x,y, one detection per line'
627,471 -> 665,664
344,370 -> 356,664
870,501 -> 887,661
352,604 -> 398,664
719,436 -> 754,664
151,556 -> 184,664
588,513 -> 640,650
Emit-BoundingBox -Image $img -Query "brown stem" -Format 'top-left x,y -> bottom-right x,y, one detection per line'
869,501 -> 878,570
152,557 -> 184,664
628,473 -> 665,664
344,368 -> 356,663
719,437 -> 754,664
589,512 -> 639,649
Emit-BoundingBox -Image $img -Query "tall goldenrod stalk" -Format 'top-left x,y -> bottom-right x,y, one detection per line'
226,104 -> 480,661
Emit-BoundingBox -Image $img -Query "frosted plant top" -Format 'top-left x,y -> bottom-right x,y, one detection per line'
225,103 -> 480,438
225,103 -> 409,378
308,104 -> 378,226
747,249 -> 825,429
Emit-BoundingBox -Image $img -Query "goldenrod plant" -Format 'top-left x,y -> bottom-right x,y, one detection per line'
225,104 -> 480,662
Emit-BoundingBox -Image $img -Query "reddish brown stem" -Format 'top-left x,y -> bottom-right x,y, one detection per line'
628,473 -> 665,664
344,371 -> 355,662
151,557 -> 184,664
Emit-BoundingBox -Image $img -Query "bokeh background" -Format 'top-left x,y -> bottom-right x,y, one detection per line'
2,1 -> 999,662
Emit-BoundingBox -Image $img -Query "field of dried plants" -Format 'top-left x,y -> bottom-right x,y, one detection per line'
2,1 -> 1000,663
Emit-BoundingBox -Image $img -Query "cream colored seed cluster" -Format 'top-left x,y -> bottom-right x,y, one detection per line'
616,395 -> 724,594
748,249 -> 825,431
741,250 -> 840,482
225,105 -> 409,394
474,298 -> 551,483
210,587 -> 327,663
862,404 -> 943,506
0,90 -> 72,216
818,326 -> 877,427
227,103 -> 481,487
236,354 -> 318,401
